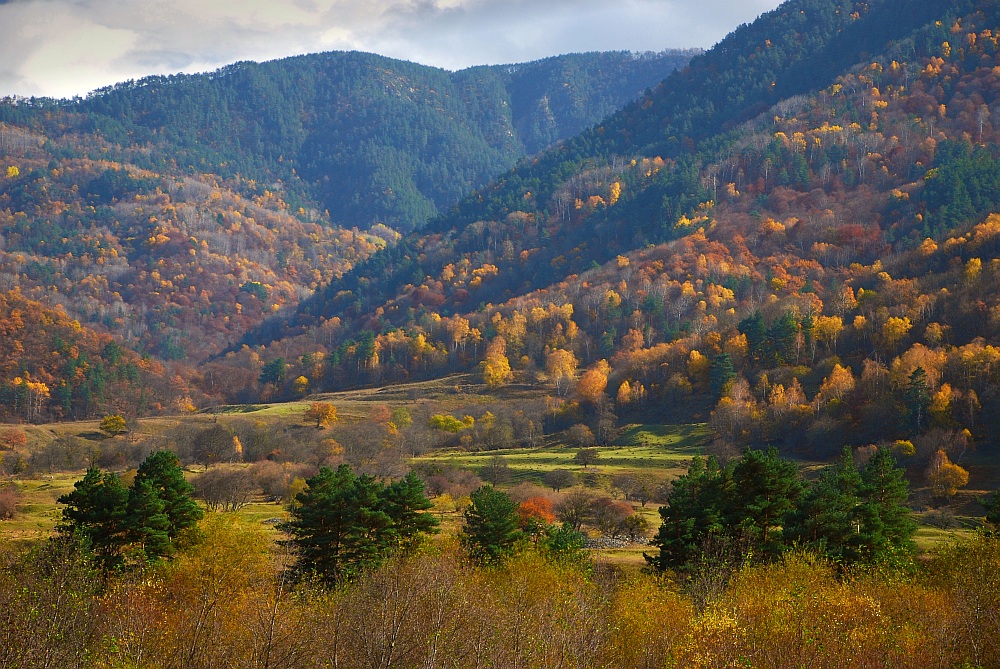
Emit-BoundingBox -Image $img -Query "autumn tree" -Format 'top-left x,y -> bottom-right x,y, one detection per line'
304,402 -> 338,428
482,337 -> 513,389
576,359 -> 610,404
546,348 -> 579,397
0,428 -> 27,451
556,489 -> 596,532
518,496 -> 557,529
544,469 -> 576,492
100,414 -> 127,438
926,450 -> 969,499
573,447 -> 600,468
194,465 -> 258,512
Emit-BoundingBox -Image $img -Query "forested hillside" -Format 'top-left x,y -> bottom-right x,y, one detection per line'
0,50 -> 695,233
0,50 -> 693,409
234,0 -> 1000,480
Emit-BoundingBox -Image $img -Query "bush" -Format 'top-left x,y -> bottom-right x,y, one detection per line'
194,465 -> 259,512
0,484 -> 23,520
544,469 -> 576,492
251,460 -> 317,502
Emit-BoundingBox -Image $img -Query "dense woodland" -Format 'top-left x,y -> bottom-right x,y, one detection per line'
0,50 -> 692,404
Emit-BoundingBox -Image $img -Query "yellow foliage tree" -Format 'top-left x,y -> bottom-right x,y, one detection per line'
482,337 -> 513,389
546,348 -> 579,397
304,402 -> 338,428
878,316 -> 912,354
812,315 -> 843,354
100,414 -> 128,437
687,350 -> 710,390
576,360 -> 610,403
926,450 -> 969,498
616,380 -> 633,406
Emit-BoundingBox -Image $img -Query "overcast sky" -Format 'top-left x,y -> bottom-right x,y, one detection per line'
0,0 -> 783,99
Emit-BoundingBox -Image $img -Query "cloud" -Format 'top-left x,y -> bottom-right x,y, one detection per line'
0,0 -> 781,98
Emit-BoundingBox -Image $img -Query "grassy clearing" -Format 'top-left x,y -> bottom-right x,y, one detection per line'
914,525 -> 974,552
1,473 -> 78,546
416,423 -> 711,486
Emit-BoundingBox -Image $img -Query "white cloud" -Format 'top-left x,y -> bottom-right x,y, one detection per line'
0,0 -> 781,98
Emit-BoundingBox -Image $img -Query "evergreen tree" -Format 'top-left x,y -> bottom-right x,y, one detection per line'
58,457 -> 200,566
981,489 -> 1000,529
288,464 -> 439,583
856,447 -> 917,565
124,478 -> 172,560
709,353 -> 735,399
767,311 -> 800,365
539,522 -> 587,565
57,466 -> 129,567
784,448 -> 863,565
646,456 -> 726,572
380,472 -> 439,548
738,311 -> 767,363
903,367 -> 931,433
289,465 -> 382,583
133,451 -> 202,540
460,485 -> 522,565
727,447 -> 802,559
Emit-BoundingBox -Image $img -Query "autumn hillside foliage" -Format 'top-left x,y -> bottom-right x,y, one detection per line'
0,50 -> 695,417
226,0 -> 1000,487
0,289 -> 170,421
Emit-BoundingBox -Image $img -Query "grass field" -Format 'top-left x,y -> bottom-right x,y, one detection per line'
415,423 -> 712,486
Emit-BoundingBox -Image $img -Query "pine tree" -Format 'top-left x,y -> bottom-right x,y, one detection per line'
57,466 -> 129,567
727,447 -> 802,559
381,472 -> 439,548
903,367 -> 931,433
460,485 -> 522,564
124,478 -> 172,560
134,451 -> 202,540
709,353 -> 735,398
856,447 -> 917,565
646,456 -> 726,572
784,448 -> 863,565
738,311 -> 767,363
288,464 -> 415,583
290,465 -> 366,583
981,489 -> 1000,529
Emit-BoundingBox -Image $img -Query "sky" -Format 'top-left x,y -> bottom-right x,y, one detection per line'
0,0 -> 783,99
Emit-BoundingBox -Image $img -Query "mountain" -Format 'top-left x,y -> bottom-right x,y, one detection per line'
0,49 -> 695,380
240,0 -> 1000,460
1,50 -> 696,233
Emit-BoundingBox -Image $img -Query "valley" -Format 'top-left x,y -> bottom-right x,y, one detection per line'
3,0 -> 1000,665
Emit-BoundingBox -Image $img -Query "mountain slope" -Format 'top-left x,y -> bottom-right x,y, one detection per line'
237,0 -> 1000,472
289,0 -> 967,331
0,50 -> 693,374
1,50 -> 695,233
